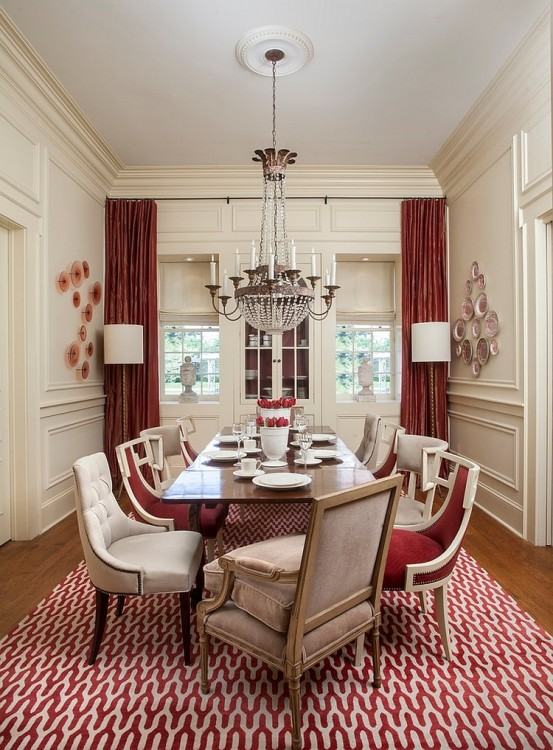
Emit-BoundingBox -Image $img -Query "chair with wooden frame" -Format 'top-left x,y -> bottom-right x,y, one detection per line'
116,437 -> 226,561
73,452 -> 203,665
393,433 -> 449,525
197,474 -> 402,750
354,413 -> 381,467
383,450 -> 480,659
371,420 -> 406,478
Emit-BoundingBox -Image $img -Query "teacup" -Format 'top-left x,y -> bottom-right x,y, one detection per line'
305,449 -> 316,462
240,457 -> 262,476
243,438 -> 257,451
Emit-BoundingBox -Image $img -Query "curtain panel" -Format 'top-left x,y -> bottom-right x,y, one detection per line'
400,198 -> 448,440
104,199 -> 160,475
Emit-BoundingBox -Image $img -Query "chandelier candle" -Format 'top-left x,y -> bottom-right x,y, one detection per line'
210,256 -> 216,286
205,48 -> 340,332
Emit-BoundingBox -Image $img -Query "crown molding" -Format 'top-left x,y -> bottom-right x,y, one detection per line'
109,164 -> 443,198
431,9 -> 550,197
0,8 -> 122,189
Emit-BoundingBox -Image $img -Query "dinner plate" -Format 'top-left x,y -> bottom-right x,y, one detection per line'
252,473 -> 312,490
312,449 -> 341,460
311,433 -> 336,443
233,469 -> 265,478
294,458 -> 322,466
215,435 -> 239,444
204,450 -> 246,462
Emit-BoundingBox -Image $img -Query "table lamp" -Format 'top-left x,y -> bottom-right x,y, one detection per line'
104,324 -> 144,443
411,321 -> 450,438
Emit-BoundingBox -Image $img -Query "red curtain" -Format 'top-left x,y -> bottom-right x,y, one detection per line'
104,199 -> 160,476
400,198 -> 448,440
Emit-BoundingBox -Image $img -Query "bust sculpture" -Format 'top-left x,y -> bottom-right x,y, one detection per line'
180,356 -> 199,402
356,357 -> 375,402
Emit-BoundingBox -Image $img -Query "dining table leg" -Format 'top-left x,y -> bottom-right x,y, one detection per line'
188,502 -> 200,533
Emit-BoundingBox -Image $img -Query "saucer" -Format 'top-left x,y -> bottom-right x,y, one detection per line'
233,469 -> 265,479
261,459 -> 288,468
293,458 -> 321,466
244,447 -> 261,454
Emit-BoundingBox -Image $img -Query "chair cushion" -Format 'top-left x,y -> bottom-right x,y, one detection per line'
204,534 -> 305,632
383,529 -> 443,590
108,530 -> 203,594
198,503 -> 229,538
394,497 -> 425,526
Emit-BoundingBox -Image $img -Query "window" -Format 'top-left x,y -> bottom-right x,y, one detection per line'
161,324 -> 220,399
336,322 -> 393,399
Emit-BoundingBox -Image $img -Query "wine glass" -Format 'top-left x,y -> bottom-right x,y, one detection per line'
294,415 -> 307,435
232,421 -> 245,466
293,406 -> 305,430
298,430 -> 312,468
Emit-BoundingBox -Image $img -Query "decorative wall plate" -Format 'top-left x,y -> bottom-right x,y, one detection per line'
484,310 -> 499,337
490,338 -> 500,356
461,338 -> 472,364
82,260 -> 90,278
471,319 -> 481,338
56,272 -> 70,293
71,261 -> 84,287
72,291 -> 81,308
90,281 -> 102,305
455,343 -> 462,358
65,341 -> 80,367
474,292 -> 488,318
453,318 -> 466,341
476,273 -> 487,290
78,360 -> 90,380
476,337 -> 490,365
464,279 -> 473,296
79,325 -> 87,342
82,303 -> 93,323
471,261 -> 480,280
471,359 -> 481,377
461,297 -> 474,321
86,341 -> 94,357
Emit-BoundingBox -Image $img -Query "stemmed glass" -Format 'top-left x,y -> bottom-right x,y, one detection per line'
298,430 -> 312,469
293,406 -> 305,431
245,414 -> 257,438
232,421 -> 245,466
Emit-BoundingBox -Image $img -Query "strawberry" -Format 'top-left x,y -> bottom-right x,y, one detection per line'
268,417 -> 276,427
283,418 -> 288,427
276,416 -> 285,427
256,415 -> 264,427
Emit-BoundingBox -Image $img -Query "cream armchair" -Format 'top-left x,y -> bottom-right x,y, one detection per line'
354,412 -> 381,467
394,434 -> 449,525
197,474 -> 402,750
73,452 -> 204,665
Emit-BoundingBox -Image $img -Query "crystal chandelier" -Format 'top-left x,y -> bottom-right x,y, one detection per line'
206,48 -> 339,334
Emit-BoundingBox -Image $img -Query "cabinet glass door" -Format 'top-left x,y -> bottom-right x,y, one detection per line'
244,323 -> 274,400
280,317 -> 310,400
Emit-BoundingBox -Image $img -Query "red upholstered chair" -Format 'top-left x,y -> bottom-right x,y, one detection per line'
372,421 -> 406,479
383,451 -> 480,659
116,437 -> 227,561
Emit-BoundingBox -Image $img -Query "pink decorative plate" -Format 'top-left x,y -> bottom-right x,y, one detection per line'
474,292 -> 488,318
453,318 -> 466,342
79,360 -> 90,380
461,298 -> 474,321
477,337 -> 489,366
461,339 -> 472,365
477,273 -> 487,290
464,279 -> 473,296
490,338 -> 499,356
83,303 -> 93,323
71,261 -> 84,288
472,359 -> 481,377
56,271 -> 70,293
471,261 -> 480,280
82,260 -> 90,279
484,311 -> 499,337
79,325 -> 87,342
86,341 -> 94,357
72,291 -> 81,308
471,319 -> 480,338
455,343 -> 462,358
65,342 -> 80,368
90,281 -> 102,305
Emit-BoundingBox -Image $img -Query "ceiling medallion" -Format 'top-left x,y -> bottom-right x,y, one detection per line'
206,31 -> 338,335
235,26 -> 314,77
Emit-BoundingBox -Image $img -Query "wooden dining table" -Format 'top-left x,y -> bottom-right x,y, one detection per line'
161,426 -> 375,532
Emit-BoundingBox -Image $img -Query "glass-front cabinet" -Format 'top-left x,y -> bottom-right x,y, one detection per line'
241,316 -> 317,418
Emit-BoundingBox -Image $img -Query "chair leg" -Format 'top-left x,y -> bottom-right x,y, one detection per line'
288,677 -> 302,750
206,538 -> 216,562
354,633 -> 365,668
88,589 -> 109,665
179,591 -> 192,665
192,562 -> 205,608
370,625 -> 381,688
216,530 -> 225,557
434,583 -> 452,660
116,595 -> 125,617
418,590 -> 427,614
200,632 -> 210,694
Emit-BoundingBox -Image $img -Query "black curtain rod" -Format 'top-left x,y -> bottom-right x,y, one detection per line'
111,195 -> 443,205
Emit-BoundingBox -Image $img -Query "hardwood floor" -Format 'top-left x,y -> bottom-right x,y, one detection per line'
0,499 -> 551,639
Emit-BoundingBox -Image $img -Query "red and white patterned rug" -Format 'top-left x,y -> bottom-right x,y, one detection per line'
1,503 -> 552,750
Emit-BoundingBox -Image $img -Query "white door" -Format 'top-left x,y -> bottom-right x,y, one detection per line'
0,226 -> 11,544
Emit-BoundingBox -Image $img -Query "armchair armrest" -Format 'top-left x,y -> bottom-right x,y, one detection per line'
220,555 -> 299,583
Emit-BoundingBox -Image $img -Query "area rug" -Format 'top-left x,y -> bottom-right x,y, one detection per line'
0,503 -> 551,750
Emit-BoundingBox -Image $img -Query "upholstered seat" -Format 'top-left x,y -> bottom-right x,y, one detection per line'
383,529 -> 443,589
198,475 -> 403,750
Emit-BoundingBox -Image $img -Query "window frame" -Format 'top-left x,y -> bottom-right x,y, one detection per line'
160,321 -> 221,402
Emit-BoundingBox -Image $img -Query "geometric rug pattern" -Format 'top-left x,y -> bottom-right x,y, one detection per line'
1,503 -> 552,750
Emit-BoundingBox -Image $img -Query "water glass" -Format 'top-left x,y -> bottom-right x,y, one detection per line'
298,430 -> 312,468
245,414 -> 257,437
232,421 -> 245,465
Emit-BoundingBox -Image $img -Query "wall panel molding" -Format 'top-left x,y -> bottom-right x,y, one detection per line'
44,413 -> 104,489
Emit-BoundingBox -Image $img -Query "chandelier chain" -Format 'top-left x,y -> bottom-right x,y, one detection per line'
272,60 -> 277,153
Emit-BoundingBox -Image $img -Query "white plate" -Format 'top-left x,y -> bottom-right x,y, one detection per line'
204,450 -> 246,462
294,458 -> 322,466
312,450 -> 341,460
252,473 -> 312,490
261,459 -> 288,468
311,433 -> 336,443
215,435 -> 239,444
233,469 -> 265,478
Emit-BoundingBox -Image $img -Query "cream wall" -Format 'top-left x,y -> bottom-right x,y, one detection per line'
0,11 -> 119,536
110,168 -> 442,459
432,11 -> 552,542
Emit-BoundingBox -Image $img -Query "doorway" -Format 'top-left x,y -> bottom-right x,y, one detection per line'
546,222 -> 552,546
0,225 -> 11,544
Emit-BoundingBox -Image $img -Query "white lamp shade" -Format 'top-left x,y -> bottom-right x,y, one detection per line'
104,324 -> 144,365
411,322 -> 451,362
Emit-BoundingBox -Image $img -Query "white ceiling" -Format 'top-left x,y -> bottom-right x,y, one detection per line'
1,0 -> 548,166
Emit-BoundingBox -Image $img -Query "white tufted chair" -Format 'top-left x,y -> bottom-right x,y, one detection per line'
354,413 -> 381,468
73,452 -> 204,665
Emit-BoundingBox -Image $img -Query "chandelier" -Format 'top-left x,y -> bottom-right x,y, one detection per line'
206,47 -> 339,334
